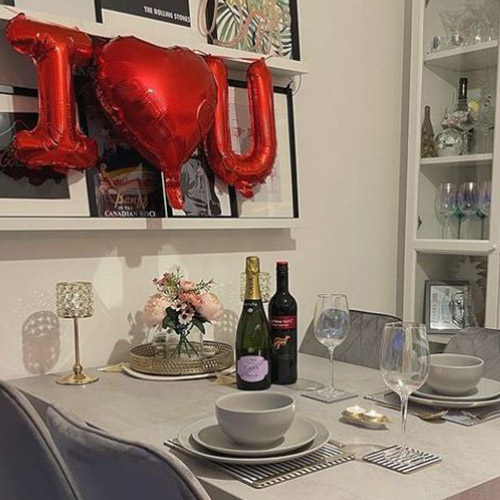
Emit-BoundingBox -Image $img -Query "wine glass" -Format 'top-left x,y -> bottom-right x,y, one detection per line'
435,183 -> 458,239
312,294 -> 350,401
380,322 -> 430,460
478,180 -> 492,239
457,181 -> 479,239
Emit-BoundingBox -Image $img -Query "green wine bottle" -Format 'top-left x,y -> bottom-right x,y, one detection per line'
235,256 -> 271,391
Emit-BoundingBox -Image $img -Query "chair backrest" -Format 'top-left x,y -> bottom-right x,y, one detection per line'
299,309 -> 401,369
46,405 -> 211,500
445,327 -> 500,381
0,380 -> 80,500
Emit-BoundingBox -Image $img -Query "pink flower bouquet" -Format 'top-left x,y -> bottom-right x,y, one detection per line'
143,270 -> 223,357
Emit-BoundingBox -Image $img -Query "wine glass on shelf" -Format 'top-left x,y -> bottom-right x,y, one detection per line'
457,181 -> 479,239
380,322 -> 430,460
478,180 -> 492,240
435,182 -> 458,239
312,293 -> 350,401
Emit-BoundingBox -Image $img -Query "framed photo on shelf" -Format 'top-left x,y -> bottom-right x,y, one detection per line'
205,0 -> 300,60
95,0 -> 191,27
424,280 -> 471,334
77,79 -> 166,218
0,89 -> 90,217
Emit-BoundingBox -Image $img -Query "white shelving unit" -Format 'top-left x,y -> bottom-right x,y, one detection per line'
404,0 -> 500,342
0,4 -> 307,231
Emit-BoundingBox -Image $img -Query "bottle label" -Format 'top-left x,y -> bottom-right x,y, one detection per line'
271,315 -> 297,330
237,356 -> 269,383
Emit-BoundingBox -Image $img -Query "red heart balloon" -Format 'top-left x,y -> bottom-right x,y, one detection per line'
95,37 -> 217,209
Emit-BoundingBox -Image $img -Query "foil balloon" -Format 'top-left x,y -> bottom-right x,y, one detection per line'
204,56 -> 277,198
94,37 -> 217,210
6,14 -> 97,171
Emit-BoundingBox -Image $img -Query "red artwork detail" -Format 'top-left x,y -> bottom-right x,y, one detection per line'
94,37 -> 217,209
272,335 -> 292,349
6,14 -> 97,171
204,56 -> 277,198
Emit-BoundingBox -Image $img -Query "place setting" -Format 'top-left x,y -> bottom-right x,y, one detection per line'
165,391 -> 354,489
367,349 -> 500,426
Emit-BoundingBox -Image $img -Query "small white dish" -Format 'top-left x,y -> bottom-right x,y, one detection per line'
415,378 -> 500,402
409,392 -> 500,409
175,417 -> 330,465
192,416 -> 317,457
122,363 -> 235,381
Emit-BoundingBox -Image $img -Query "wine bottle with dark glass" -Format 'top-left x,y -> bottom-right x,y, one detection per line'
235,256 -> 271,391
269,261 -> 297,384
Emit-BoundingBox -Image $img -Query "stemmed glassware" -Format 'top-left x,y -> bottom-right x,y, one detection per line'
457,181 -> 479,239
435,182 -> 458,239
313,293 -> 350,401
380,322 -> 430,459
478,180 -> 491,239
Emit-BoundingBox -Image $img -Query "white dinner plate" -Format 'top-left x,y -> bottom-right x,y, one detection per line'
414,378 -> 500,402
176,417 -> 330,465
409,392 -> 500,409
192,416 -> 318,457
122,364 -> 234,382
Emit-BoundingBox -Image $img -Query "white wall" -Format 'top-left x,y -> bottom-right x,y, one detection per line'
0,0 -> 408,380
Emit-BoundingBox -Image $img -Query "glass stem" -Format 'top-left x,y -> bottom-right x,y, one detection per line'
328,347 -> 335,392
400,396 -> 408,452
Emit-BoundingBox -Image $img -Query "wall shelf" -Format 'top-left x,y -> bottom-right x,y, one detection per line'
413,239 -> 496,256
0,217 -> 300,232
0,6 -> 308,78
420,153 -> 493,169
424,40 -> 498,72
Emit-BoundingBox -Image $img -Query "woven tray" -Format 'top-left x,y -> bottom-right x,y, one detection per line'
129,341 -> 234,376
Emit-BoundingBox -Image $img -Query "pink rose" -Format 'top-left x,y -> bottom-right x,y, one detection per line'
180,279 -> 196,292
196,293 -> 224,322
142,293 -> 171,327
179,291 -> 203,308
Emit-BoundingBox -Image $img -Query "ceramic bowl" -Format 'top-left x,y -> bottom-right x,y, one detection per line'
215,392 -> 295,447
427,354 -> 484,396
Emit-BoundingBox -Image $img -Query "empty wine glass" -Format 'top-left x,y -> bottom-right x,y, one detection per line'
478,180 -> 491,239
380,322 -> 430,460
458,181 -> 479,239
312,294 -> 350,401
435,183 -> 458,239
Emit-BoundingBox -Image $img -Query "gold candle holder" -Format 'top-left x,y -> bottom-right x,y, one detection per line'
55,281 -> 98,386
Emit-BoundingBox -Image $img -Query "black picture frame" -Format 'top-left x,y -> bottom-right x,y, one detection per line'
205,0 -> 301,61
424,280 -> 471,334
166,79 -> 299,219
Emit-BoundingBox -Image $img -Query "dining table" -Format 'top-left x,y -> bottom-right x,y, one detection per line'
10,352 -> 500,500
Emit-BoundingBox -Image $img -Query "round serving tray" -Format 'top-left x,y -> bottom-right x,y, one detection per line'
129,341 -> 234,376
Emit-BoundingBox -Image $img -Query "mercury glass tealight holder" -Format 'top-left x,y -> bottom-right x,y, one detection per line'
55,281 -> 98,386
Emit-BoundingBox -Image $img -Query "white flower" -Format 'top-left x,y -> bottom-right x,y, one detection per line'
178,310 -> 194,325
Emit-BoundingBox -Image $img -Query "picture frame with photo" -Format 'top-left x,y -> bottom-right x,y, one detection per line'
0,87 -> 90,217
424,280 -> 472,334
205,0 -> 301,60
166,80 -> 299,219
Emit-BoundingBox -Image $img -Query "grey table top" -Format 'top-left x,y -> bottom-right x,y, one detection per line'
11,354 -> 500,500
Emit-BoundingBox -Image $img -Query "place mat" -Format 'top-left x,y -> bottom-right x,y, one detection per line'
365,390 -> 500,427
302,389 -> 358,404
165,440 -> 354,489
363,445 -> 441,474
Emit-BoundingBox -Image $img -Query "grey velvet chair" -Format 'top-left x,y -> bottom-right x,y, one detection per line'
0,380 -> 81,500
300,309 -> 401,369
46,405 -> 212,500
445,327 -> 500,381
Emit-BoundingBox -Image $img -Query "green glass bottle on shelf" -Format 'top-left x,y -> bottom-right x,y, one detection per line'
235,256 -> 271,391
421,105 -> 437,158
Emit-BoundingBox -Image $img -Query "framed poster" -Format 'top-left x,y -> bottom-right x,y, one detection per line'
96,0 -> 191,27
0,90 -> 90,217
205,0 -> 300,60
231,81 -> 299,218
77,78 -> 166,218
424,280 -> 471,334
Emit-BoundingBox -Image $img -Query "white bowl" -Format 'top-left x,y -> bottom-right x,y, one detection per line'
215,392 -> 295,447
427,354 -> 484,396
